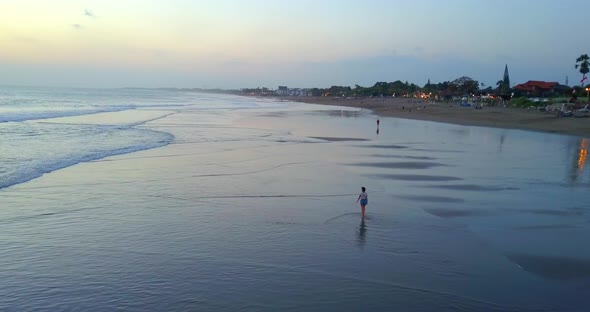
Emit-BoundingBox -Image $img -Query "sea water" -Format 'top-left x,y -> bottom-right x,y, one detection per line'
1,86 -> 589,311
0,86 -> 274,190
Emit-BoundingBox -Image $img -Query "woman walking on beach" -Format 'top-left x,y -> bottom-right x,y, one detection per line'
356,187 -> 368,219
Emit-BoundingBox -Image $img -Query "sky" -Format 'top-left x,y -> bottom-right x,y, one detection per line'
1,0 -> 588,89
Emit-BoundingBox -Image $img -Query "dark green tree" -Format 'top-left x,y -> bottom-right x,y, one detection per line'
451,76 -> 479,95
309,88 -> 323,96
422,79 -> 432,94
327,86 -> 351,95
496,80 -> 503,89
575,54 -> 589,86
500,64 -> 510,95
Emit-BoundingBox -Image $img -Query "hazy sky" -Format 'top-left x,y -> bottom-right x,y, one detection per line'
1,0 -> 588,88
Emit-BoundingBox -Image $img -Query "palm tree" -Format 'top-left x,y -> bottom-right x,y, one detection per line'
575,54 -> 589,86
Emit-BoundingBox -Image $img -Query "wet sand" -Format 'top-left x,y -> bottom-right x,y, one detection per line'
279,96 -> 590,137
2,97 -> 590,311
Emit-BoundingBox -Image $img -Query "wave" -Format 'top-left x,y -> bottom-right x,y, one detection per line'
0,128 -> 174,190
0,105 -> 138,123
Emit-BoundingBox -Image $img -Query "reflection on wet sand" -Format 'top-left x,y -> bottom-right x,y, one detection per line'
363,144 -> 409,149
506,253 -> 590,280
370,154 -> 438,160
577,139 -> 588,175
517,208 -> 584,217
358,219 -> 367,247
324,212 -> 359,224
512,224 -> 577,230
349,161 -> 446,169
368,174 -> 462,181
577,138 -> 588,173
424,208 -> 490,218
309,136 -> 370,142
410,148 -> 462,153
498,132 -> 506,153
569,138 -> 588,183
421,184 -> 519,191
397,195 -> 465,203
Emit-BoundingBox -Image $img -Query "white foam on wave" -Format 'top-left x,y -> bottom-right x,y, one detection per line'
0,105 -> 138,123
39,110 -> 175,126
0,88 -> 292,191
0,126 -> 174,190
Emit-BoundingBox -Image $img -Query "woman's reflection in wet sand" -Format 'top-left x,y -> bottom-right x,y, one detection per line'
358,219 -> 367,247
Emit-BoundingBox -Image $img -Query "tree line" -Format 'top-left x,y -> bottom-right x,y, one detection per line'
236,54 -> 589,101
309,76 -> 484,98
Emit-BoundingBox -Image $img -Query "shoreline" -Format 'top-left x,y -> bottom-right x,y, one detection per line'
4,92 -> 589,311
275,96 -> 590,138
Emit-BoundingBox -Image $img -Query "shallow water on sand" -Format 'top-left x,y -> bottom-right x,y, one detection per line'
1,93 -> 590,311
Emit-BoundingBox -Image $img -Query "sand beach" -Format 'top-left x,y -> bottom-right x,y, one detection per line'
280,96 -> 590,138
1,90 -> 589,311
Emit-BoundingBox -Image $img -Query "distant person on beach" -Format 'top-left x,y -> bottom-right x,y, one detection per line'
376,119 -> 380,126
356,187 -> 368,218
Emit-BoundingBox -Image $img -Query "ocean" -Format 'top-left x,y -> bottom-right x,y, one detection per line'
1,86 -> 589,311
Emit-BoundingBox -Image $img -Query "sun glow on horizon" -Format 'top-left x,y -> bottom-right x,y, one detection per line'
1,0 -> 588,88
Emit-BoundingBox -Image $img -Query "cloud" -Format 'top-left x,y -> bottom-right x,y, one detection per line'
84,9 -> 96,18
71,24 -> 83,30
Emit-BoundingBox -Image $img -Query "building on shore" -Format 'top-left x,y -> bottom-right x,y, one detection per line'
241,87 -> 273,96
277,86 -> 289,96
512,80 -> 570,98
276,86 -> 311,96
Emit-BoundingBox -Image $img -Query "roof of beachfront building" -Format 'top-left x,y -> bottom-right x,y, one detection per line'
513,80 -> 569,91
